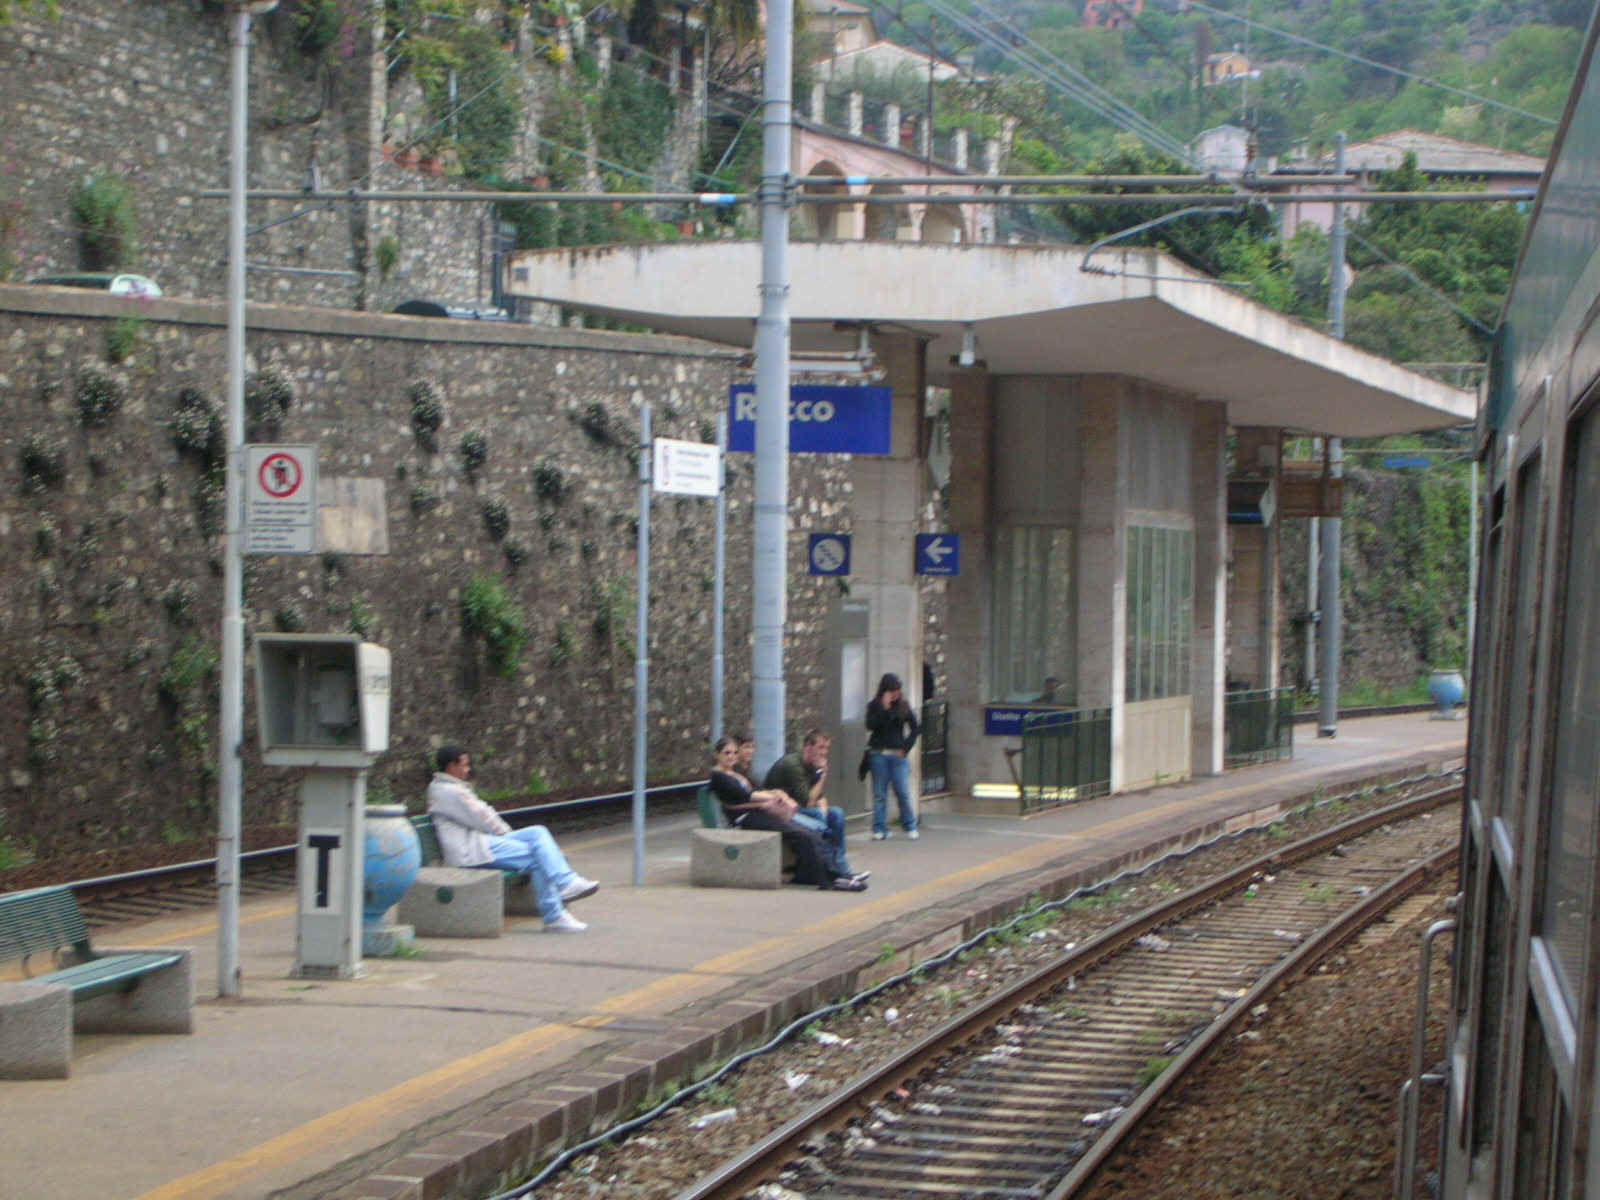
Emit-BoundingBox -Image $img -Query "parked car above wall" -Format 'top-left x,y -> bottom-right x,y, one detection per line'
29,272 -> 163,298
391,298 -> 508,320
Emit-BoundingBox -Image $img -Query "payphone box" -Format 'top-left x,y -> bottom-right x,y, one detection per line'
255,634 -> 391,767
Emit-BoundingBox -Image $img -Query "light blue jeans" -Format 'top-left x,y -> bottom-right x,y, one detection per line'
487,826 -> 578,921
870,751 -> 916,835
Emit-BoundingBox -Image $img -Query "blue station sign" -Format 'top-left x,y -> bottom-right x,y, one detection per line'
727,384 -> 892,455
808,533 -> 851,576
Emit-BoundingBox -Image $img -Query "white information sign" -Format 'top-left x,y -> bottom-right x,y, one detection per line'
245,444 -> 319,554
652,437 -> 721,497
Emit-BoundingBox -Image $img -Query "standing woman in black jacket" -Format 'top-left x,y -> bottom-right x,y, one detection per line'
865,673 -> 920,840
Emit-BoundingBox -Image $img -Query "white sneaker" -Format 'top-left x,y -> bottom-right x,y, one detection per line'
907,829 -> 920,840
545,911 -> 587,933
872,830 -> 891,841
560,876 -> 599,903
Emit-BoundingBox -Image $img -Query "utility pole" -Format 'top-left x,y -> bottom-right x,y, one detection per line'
1318,132 -> 1346,738
752,0 -> 793,770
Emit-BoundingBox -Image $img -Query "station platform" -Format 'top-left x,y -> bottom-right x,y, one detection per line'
2,714 -> 1466,1200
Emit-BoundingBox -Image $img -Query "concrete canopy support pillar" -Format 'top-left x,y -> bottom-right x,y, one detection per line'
884,103 -> 901,147
811,82 -> 826,123
850,333 -> 928,790
1076,379 -> 1128,792
944,368 -> 993,800
1191,401 -> 1227,776
848,90 -> 864,137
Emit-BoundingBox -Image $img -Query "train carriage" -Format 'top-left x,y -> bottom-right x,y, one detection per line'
1438,10 -> 1600,1198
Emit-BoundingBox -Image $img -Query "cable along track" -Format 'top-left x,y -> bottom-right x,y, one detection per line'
676,786 -> 1460,1200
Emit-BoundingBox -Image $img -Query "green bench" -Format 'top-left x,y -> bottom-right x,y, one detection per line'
0,885 -> 193,1078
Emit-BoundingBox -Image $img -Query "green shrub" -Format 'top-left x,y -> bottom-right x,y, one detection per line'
459,428 -> 488,478
75,369 -> 126,427
104,314 -> 143,363
410,379 -> 444,450
461,571 -> 526,677
245,369 -> 294,436
70,172 -> 138,269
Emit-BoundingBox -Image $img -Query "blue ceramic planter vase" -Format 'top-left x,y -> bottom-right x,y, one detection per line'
362,804 -> 421,927
1428,669 -> 1465,716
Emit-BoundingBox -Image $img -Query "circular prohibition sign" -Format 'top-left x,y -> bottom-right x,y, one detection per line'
257,452 -> 305,499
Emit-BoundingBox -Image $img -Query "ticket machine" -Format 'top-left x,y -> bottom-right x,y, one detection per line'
255,634 -> 391,978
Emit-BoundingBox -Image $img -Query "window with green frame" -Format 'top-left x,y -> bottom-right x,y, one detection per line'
990,525 -> 1074,704
1125,524 -> 1194,701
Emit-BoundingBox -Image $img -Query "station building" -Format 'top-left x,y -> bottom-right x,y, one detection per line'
505,240 -> 1474,809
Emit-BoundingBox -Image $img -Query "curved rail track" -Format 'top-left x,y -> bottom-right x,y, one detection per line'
672,785 -> 1460,1200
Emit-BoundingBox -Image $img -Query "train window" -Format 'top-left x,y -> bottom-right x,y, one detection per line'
1466,491 -> 1503,811
1493,456 -> 1543,842
1470,874 -> 1512,1154
1511,1015 -> 1571,1200
1539,406 -> 1600,1009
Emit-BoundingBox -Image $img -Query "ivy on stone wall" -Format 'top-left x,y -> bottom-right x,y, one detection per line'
69,171 -> 138,271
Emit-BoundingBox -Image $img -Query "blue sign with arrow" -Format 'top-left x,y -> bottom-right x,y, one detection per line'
915,533 -> 960,576
1382,455 -> 1432,469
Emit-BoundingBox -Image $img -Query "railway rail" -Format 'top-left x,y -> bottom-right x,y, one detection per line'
667,784 -> 1459,1200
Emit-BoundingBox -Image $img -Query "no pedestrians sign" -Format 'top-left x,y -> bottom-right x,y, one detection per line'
245,445 -> 318,554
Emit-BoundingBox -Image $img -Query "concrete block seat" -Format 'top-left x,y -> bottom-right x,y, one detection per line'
690,787 -> 796,889
0,886 -> 193,1079
403,816 -> 552,936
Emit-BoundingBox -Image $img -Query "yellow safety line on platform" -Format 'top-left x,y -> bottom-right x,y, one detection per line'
134,739 -> 1462,1199
133,837 -> 1075,1200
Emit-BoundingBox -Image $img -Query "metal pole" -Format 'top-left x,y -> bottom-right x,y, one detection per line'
218,0 -> 269,1001
632,403 -> 652,886
1319,135 -> 1346,739
1306,511 -> 1318,691
712,413 -> 728,743
752,0 -> 793,771
1467,459 -> 1478,673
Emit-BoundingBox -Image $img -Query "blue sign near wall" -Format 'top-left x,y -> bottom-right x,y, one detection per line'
985,705 -> 1074,736
915,533 -> 960,576
727,384 -> 892,454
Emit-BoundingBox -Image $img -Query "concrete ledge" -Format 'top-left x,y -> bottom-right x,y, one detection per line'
689,828 -> 782,889
399,868 -> 504,938
72,947 -> 194,1036
0,981 -> 71,1079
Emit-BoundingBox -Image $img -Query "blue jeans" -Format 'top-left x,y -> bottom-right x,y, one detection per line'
870,752 -> 916,835
486,826 -> 578,922
793,805 -> 853,876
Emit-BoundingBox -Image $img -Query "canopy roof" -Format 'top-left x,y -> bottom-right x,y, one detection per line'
506,241 -> 1476,437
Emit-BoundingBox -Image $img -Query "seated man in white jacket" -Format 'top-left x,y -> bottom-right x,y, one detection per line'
427,744 -> 598,933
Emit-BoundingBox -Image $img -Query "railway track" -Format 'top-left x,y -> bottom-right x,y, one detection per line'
67,781 -> 705,930
670,785 -> 1459,1200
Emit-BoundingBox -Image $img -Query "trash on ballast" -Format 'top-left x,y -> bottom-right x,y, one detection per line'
784,1071 -> 811,1090
1273,929 -> 1303,942
1352,885 -> 1372,895
1067,975 -> 1077,991
751,1185 -> 809,1200
632,1135 -> 661,1148
1029,929 -> 1053,940
1082,1105 -> 1126,1127
843,1129 -> 877,1153
1237,1029 -> 1263,1042
1251,1003 -> 1270,1018
883,1007 -> 900,1023
813,1030 -> 850,1045
1136,934 -> 1171,952
892,1087 -> 911,1100
927,1084 -> 957,1096
870,1105 -> 902,1124
690,1107 -> 738,1129
1262,874 -> 1276,884
1243,885 -> 1258,899
911,1102 -> 944,1115
981,1043 -> 1023,1061
1216,987 -> 1248,1001
1063,941 -> 1077,951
